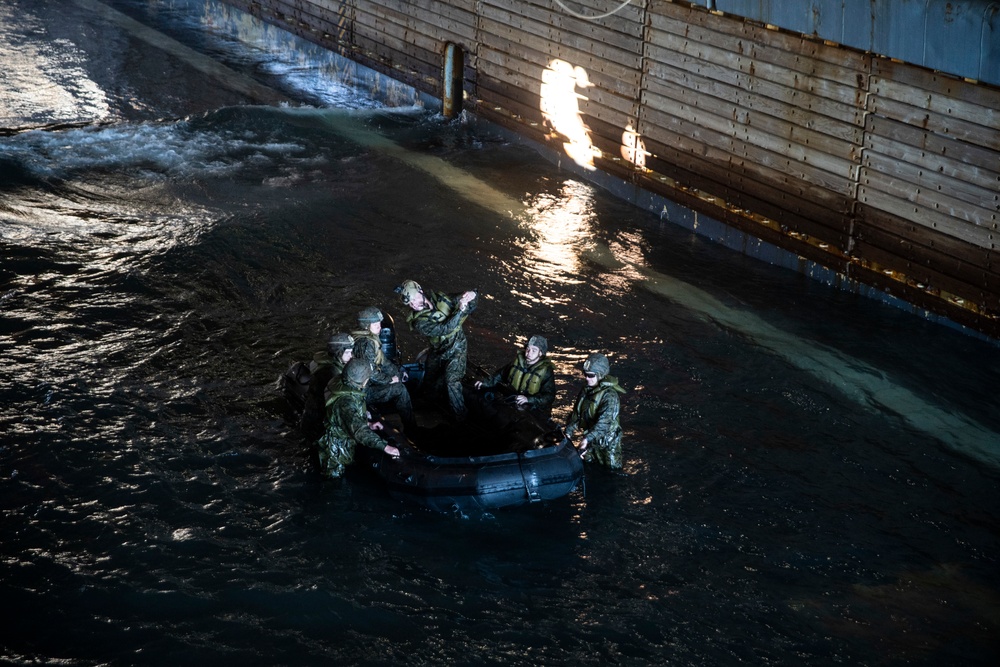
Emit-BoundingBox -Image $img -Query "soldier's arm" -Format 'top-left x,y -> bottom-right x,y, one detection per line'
478,367 -> 502,389
346,409 -> 387,450
380,359 -> 403,383
564,389 -> 583,438
369,361 -> 394,385
412,298 -> 466,338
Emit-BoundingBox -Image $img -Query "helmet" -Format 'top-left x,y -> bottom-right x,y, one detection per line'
357,307 -> 383,327
582,353 -> 610,378
527,334 -> 548,356
395,279 -> 423,305
343,358 -> 372,387
326,332 -> 355,356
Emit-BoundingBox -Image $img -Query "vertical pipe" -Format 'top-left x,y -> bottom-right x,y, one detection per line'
442,42 -> 463,119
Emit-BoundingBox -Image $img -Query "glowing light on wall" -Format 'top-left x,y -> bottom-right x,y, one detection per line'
539,59 -> 599,171
621,121 -> 648,170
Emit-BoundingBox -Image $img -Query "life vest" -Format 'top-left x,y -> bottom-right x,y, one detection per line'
573,376 -> 625,428
506,353 -> 554,396
408,291 -> 465,347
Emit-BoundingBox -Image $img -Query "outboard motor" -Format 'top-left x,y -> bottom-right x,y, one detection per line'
379,309 -> 400,364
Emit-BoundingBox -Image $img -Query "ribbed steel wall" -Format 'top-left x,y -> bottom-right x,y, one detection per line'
215,0 -> 1000,338
710,0 -> 1000,86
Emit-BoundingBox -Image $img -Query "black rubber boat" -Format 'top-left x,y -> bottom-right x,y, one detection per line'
368,433 -> 584,512
281,317 -> 584,512
361,363 -> 583,512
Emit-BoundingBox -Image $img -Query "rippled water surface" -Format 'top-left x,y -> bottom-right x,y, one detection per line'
2,1 -> 999,665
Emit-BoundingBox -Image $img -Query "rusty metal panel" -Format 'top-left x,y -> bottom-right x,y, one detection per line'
642,1 -> 865,248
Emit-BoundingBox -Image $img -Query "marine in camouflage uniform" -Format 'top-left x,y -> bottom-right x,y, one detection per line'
565,353 -> 626,470
318,358 -> 399,478
300,332 -> 354,433
477,334 -> 556,418
317,332 -> 355,400
352,307 -> 416,433
396,279 -> 477,420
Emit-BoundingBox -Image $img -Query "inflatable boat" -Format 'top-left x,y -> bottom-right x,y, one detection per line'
280,318 -> 584,512
357,402 -> 583,512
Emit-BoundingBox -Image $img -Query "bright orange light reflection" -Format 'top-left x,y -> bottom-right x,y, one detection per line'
539,59 -> 598,170
621,122 -> 648,169
518,180 -> 597,291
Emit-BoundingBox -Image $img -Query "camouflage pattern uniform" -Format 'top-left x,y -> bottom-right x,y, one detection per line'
301,333 -> 354,433
318,360 -> 386,478
352,330 -> 416,431
565,354 -> 626,469
312,333 -> 353,395
405,287 -> 477,420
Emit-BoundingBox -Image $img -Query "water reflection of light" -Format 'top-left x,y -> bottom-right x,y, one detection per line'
199,0 -> 419,108
0,6 -> 111,126
601,230 -> 649,296
515,180 -> 596,298
540,59 -> 598,170
1,189 -> 215,273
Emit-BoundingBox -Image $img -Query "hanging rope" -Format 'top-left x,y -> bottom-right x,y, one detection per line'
552,0 -> 633,21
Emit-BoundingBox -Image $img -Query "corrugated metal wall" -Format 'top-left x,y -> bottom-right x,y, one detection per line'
217,0 -> 1000,337
711,0 -> 1000,87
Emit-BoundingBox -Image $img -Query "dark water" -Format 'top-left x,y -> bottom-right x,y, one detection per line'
2,1 -> 999,665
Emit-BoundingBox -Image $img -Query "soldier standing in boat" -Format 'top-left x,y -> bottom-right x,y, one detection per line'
396,279 -> 477,421
475,334 -> 556,418
352,307 -> 417,434
319,358 -> 400,478
565,353 -> 626,470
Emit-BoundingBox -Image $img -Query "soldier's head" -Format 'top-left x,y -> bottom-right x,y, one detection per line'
395,279 -> 426,311
343,357 -> 372,389
357,307 -> 383,334
582,353 -> 610,386
525,335 -> 547,363
326,332 -> 355,363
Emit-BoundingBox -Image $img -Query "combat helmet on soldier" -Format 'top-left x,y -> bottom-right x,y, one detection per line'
527,334 -> 548,357
395,279 -> 423,305
326,332 -> 355,358
357,307 -> 383,328
342,357 -> 372,389
582,352 -> 610,379
566,352 -> 625,470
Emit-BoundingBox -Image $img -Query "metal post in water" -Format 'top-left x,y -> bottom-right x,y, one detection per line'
442,42 -> 463,119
